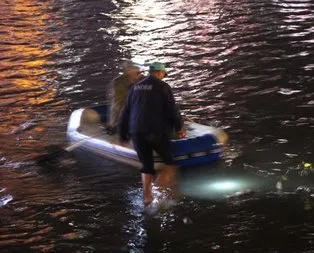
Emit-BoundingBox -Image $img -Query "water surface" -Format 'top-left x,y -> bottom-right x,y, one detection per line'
1,0 -> 314,252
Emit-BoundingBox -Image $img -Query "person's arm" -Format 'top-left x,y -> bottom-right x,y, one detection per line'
164,85 -> 184,132
110,79 -> 126,126
118,88 -> 132,142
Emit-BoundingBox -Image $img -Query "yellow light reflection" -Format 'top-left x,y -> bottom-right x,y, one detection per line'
0,0 -> 68,142
0,0 -> 62,103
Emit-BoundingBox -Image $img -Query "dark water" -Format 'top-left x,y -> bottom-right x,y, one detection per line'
1,0 -> 314,252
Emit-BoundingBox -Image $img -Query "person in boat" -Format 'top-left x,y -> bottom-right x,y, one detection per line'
118,62 -> 184,206
108,61 -> 143,134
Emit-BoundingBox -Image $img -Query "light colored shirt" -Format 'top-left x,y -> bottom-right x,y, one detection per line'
109,74 -> 132,128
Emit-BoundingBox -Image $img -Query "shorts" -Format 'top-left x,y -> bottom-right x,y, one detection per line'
131,133 -> 174,175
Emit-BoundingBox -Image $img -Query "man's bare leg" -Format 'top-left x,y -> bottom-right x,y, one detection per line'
155,165 -> 178,197
142,173 -> 154,205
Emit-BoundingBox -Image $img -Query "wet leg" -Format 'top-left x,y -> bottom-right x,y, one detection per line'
141,173 -> 154,205
155,165 -> 178,197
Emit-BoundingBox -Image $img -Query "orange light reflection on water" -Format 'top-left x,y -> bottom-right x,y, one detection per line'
0,0 -> 63,105
0,0 -> 67,156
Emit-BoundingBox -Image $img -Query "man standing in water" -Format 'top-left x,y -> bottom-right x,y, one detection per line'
108,61 -> 142,134
119,62 -> 184,205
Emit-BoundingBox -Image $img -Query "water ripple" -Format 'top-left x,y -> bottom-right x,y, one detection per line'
1,0 -> 314,251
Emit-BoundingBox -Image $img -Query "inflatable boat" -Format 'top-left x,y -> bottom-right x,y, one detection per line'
66,104 -> 228,168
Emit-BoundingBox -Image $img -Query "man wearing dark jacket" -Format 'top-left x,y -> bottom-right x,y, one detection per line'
119,62 -> 184,205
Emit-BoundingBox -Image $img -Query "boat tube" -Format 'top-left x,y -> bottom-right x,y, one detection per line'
66,104 -> 228,168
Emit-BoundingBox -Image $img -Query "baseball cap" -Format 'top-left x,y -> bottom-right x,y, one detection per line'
149,62 -> 168,77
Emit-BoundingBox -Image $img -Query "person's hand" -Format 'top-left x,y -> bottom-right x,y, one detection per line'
119,135 -> 130,147
119,140 -> 128,147
177,130 -> 186,138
